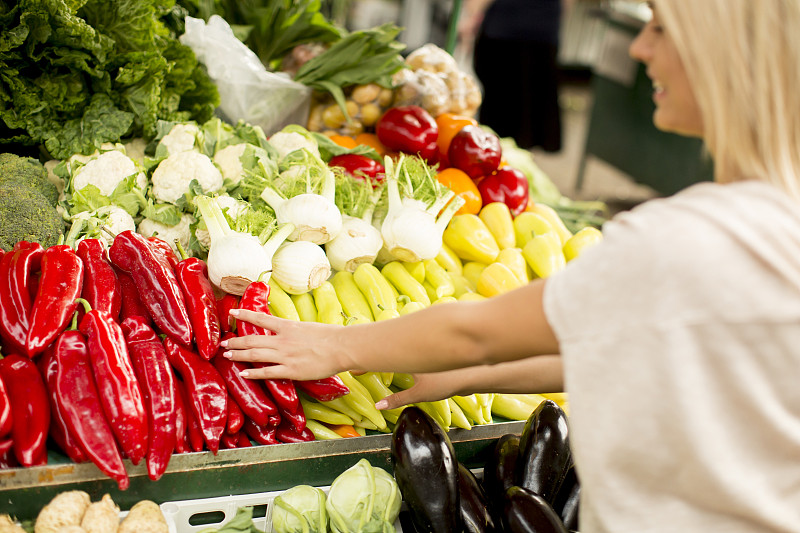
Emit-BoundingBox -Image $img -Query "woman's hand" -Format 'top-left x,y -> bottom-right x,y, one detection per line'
376,372 -> 466,410
222,309 -> 352,381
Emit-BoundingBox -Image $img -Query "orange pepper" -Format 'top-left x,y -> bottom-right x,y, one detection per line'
436,167 -> 483,215
354,133 -> 387,156
435,113 -> 479,162
523,194 -> 537,213
327,423 -> 361,438
329,134 -> 358,149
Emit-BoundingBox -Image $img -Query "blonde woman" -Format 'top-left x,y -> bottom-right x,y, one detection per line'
225,1 -> 800,530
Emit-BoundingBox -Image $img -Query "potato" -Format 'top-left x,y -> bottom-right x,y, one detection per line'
118,501 -> 167,533
80,494 -> 119,533
34,491 -> 91,533
0,515 -> 27,533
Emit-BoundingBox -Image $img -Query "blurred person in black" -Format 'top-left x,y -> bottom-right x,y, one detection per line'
459,0 -> 571,152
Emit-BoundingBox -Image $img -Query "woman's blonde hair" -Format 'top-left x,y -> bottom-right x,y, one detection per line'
656,0 -> 800,200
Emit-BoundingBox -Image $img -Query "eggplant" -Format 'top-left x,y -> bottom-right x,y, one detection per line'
503,486 -> 568,533
457,462 -> 499,533
391,406 -> 460,532
516,399 -> 571,504
482,433 -> 520,523
552,465 -> 580,531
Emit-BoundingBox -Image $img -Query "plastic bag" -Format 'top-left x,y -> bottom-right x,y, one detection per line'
180,16 -> 312,136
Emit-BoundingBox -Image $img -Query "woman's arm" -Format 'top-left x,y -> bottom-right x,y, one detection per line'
375,355 -> 564,410
224,279 -> 559,381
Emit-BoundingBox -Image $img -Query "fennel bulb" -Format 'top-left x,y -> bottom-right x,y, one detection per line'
325,215 -> 383,272
380,155 -> 465,263
271,240 -> 331,295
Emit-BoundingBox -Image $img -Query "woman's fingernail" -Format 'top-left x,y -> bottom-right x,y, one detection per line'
374,400 -> 388,410
223,351 -> 232,359
220,339 -> 228,348
239,370 -> 249,378
229,309 -> 240,317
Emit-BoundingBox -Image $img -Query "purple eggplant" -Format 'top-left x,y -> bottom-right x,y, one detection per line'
457,462 -> 499,533
516,400 -> 571,504
503,486 -> 568,533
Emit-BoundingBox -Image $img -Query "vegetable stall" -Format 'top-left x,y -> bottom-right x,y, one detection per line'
0,1 -> 604,531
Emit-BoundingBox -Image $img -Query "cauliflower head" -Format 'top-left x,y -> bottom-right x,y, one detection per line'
268,131 -> 320,160
213,143 -> 248,187
158,123 -> 201,156
137,213 -> 195,254
71,151 -> 148,196
151,151 -> 224,204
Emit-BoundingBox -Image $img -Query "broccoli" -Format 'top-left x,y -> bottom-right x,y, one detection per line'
0,153 -> 60,206
0,182 -> 65,250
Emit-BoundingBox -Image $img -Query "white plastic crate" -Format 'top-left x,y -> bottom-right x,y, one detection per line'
159,485 -> 405,533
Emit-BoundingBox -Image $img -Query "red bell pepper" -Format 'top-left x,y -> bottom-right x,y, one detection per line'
238,282 -> 301,416
217,294 -> 239,334
376,105 -> 439,160
244,418 -> 279,446
174,242 -> 221,360
226,394 -> 245,435
115,268 -> 151,324
0,354 -> 50,466
147,236 -> 179,269
478,167 -> 531,217
295,377 -> 350,402
275,419 -> 315,444
447,125 -> 503,179
26,245 -> 84,358
0,242 -> 44,354
77,239 -> 122,321
164,337 -> 227,454
38,346 -> 89,464
52,329 -> 129,489
109,230 -> 193,346
172,378 -> 190,454
0,371 -> 10,439
329,154 -> 385,183
121,316 -> 178,481
0,438 -> 16,469
78,301 -> 148,465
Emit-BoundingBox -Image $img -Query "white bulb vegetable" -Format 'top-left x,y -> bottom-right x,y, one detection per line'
270,241 -> 331,295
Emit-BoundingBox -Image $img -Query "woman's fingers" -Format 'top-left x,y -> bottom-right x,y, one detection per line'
230,308 -> 285,330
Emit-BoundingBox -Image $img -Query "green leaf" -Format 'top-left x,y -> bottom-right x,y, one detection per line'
70,184 -> 111,215
142,201 -> 182,226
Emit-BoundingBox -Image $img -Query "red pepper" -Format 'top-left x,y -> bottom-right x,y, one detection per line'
0,438 -> 16,469
238,432 -> 253,448
0,371 -> 10,439
244,418 -> 279,446
477,167 -> 531,217
213,343 -> 278,428
0,354 -> 50,466
275,419 -> 315,444
239,282 -> 301,416
329,154 -> 385,183
277,402 -> 307,433
174,242 -> 221,360
226,394 -> 245,435
38,346 -> 89,463
77,239 -> 122,321
164,337 -> 227,454
172,379 -> 190,454
147,236 -> 179,269
220,431 -> 241,450
175,378 -> 205,453
121,316 -> 177,481
217,294 -> 239,334
376,105 -> 439,160
296,376 -> 350,402
51,330 -> 129,489
109,230 -> 193,346
115,268 -> 151,324
0,242 -> 44,354
26,245 -> 84,358
447,125 -> 503,179
79,302 -> 148,465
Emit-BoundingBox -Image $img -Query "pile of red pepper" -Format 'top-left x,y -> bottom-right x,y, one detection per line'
373,105 -> 530,216
0,232 -> 349,489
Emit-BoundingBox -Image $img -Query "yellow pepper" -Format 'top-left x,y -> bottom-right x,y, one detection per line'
399,301 -> 426,315
353,372 -> 404,424
491,394 -> 543,421
300,397 -> 355,426
320,397 -> 364,422
462,261 -> 488,288
353,263 -> 397,318
449,272 -> 476,298
563,226 -> 603,262
290,292 -> 317,322
305,419 -> 343,440
338,371 -> 387,430
527,203 -> 572,245
422,280 -> 438,303
443,214 -> 500,264
477,262 -> 523,298
312,281 -> 345,325
382,261 -> 431,306
479,202 -> 516,250
267,278 -> 300,321
432,296 -> 457,305
402,261 -> 427,284
513,211 -> 554,249
452,394 -> 487,425
458,292 -> 487,302
522,231 -> 566,279
495,247 -> 530,284
448,398 -> 472,430
392,372 -> 415,389
423,259 -> 455,300
331,271 -> 374,321
435,243 -> 463,275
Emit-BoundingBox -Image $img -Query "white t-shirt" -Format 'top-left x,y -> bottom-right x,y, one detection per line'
544,181 -> 800,532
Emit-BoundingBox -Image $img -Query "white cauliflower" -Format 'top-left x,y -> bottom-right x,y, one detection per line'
268,131 -> 320,160
71,150 -> 148,196
158,123 -> 201,156
151,151 -> 224,204
194,195 -> 248,249
137,213 -> 195,255
124,138 -> 148,166
213,143 -> 248,187
69,206 -> 136,248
